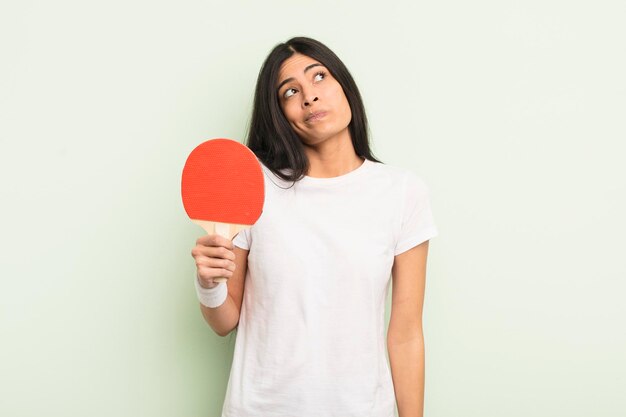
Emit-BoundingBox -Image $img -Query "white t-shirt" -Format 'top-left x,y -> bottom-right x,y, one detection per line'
222,158 -> 438,417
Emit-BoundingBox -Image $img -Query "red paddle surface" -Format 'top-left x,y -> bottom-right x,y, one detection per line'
181,138 -> 264,226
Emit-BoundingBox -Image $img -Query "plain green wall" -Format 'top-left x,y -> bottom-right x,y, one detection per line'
1,1 -> 625,416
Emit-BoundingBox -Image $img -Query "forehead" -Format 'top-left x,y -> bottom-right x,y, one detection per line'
278,53 -> 321,81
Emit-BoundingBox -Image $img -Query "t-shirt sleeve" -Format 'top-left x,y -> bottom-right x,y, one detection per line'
232,227 -> 251,250
394,172 -> 439,256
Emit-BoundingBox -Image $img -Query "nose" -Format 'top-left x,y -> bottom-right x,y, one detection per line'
303,96 -> 318,107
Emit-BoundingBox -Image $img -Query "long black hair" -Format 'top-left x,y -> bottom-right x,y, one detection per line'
245,36 -> 382,183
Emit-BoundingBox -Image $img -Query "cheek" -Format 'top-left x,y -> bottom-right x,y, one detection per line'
338,92 -> 351,121
343,96 -> 352,117
329,84 -> 350,116
280,101 -> 298,124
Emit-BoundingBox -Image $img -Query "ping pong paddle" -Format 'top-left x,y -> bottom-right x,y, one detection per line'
181,138 -> 265,282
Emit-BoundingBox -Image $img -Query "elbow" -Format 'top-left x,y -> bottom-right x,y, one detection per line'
387,314 -> 423,346
214,322 -> 239,338
387,327 -> 424,346
216,329 -> 230,338
216,326 -> 233,337
200,302 -> 240,337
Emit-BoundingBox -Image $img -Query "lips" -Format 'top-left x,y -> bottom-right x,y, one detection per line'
305,111 -> 327,122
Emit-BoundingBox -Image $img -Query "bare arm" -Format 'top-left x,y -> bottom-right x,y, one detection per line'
388,240 -> 430,417
192,234 -> 248,337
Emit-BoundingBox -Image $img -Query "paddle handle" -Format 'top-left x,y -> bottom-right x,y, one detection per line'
193,220 -> 249,283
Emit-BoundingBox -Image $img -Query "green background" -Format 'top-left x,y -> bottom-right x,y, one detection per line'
1,0 -> 625,416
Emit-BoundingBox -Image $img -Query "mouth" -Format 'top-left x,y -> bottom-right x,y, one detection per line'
305,111 -> 327,122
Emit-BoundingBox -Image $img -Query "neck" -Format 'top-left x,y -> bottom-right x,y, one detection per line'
303,129 -> 364,178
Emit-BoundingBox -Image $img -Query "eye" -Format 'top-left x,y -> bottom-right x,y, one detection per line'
314,71 -> 326,82
283,87 -> 297,99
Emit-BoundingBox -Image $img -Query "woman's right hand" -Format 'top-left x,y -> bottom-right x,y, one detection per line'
191,234 -> 237,289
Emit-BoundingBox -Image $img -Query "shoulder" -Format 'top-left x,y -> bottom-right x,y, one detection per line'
367,160 -> 429,192
257,159 -> 291,186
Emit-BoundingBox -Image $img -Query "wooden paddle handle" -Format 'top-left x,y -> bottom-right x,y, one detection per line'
193,220 -> 249,283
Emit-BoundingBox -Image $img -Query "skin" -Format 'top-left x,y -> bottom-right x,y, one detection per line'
193,52 -> 431,417
388,241 -> 430,417
276,52 -> 363,177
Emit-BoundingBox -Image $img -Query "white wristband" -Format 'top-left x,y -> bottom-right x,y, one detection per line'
194,275 -> 228,308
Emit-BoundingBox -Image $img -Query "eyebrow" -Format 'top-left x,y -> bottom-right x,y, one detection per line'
277,63 -> 324,92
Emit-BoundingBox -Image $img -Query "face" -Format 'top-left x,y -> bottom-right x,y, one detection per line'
276,53 -> 352,145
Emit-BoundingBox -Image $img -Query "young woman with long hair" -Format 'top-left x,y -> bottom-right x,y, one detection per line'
191,36 -> 438,417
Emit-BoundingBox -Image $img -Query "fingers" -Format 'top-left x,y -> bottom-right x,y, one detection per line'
196,256 -> 236,273
196,234 -> 234,250
197,264 -> 233,285
191,234 -> 237,287
192,245 -> 236,261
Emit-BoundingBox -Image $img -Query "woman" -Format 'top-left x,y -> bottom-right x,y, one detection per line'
191,37 -> 438,417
